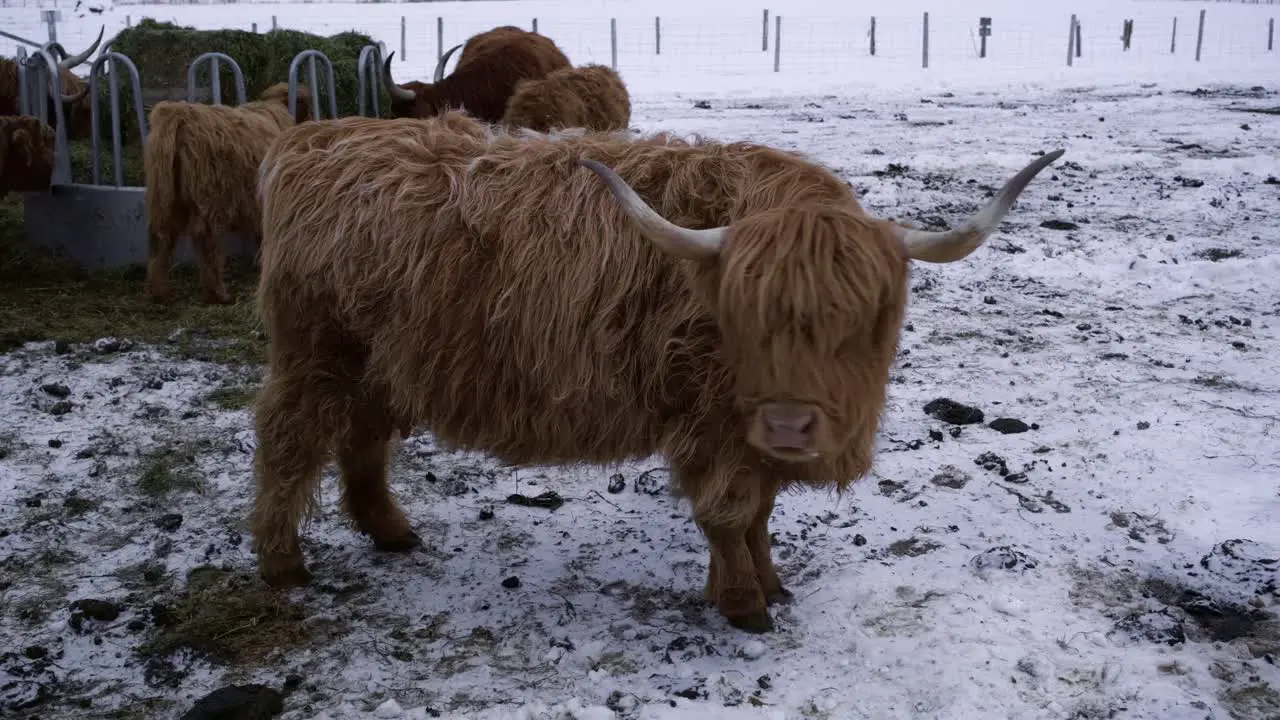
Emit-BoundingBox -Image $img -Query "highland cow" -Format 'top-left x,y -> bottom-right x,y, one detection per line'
250,111 -> 1064,632
143,82 -> 313,305
0,28 -> 105,141
380,25 -> 569,122
501,64 -> 631,133
0,115 -> 56,197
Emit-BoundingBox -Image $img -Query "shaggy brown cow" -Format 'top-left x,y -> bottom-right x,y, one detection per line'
0,115 -> 56,197
143,82 -> 312,305
250,112 -> 1064,632
379,25 -> 570,122
501,64 -> 631,133
0,28 -> 105,141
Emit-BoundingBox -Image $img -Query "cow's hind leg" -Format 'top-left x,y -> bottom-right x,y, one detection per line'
145,230 -> 177,302
250,352 -> 346,587
336,392 -> 420,552
684,465 -> 772,633
191,229 -> 232,305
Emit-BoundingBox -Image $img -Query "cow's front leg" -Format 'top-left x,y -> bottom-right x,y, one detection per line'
693,473 -> 772,633
746,482 -> 791,605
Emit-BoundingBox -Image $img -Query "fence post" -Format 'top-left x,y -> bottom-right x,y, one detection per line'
1195,8 -> 1205,61
763,9 -> 769,51
655,16 -> 661,55
400,16 -> 406,62
437,17 -> 444,63
532,18 -> 538,33
251,22 -> 257,33
610,18 -> 617,70
1068,14 -> 1076,66
869,16 -> 876,56
41,9 -> 58,44
922,11 -> 929,68
773,14 -> 781,71
126,14 -> 131,28
1075,19 -> 1082,57
272,15 -> 277,31
979,16 -> 991,57
1268,17 -> 1273,50
1171,17 -> 1177,53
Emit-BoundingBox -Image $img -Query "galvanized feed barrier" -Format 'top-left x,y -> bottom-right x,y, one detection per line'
16,39 -> 389,270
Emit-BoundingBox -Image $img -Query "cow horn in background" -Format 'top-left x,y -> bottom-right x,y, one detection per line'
891,149 -> 1065,263
380,52 -> 416,102
580,158 -> 726,261
56,26 -> 103,71
433,43 -> 463,82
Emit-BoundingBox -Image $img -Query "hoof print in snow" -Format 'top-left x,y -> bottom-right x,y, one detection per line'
39,382 -> 70,398
930,465 -> 972,490
633,468 -> 670,496
1199,539 -> 1279,597
505,491 -> 565,510
887,537 -> 942,558
606,472 -> 626,494
923,398 -> 984,425
155,513 -> 184,532
1111,609 -> 1187,646
971,545 -> 1039,574
1108,512 -> 1174,544
1039,219 -> 1078,231
877,479 -> 921,503
179,684 -> 284,720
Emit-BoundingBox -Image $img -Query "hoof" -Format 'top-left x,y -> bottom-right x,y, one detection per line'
373,529 -> 422,553
726,610 -> 775,634
766,585 -> 794,606
260,560 -> 313,589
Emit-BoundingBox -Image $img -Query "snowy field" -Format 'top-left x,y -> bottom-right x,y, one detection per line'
2,0 -> 1280,719
1,0 -> 1279,94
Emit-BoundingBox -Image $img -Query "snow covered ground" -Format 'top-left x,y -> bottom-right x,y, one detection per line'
1,0 -> 1279,95
3,78 -> 1279,719
2,0 -> 1280,717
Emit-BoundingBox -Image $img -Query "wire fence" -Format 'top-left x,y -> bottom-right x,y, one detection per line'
2,4 -> 1275,87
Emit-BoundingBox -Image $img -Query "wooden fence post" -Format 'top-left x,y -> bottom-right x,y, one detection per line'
773,15 -> 781,71
1195,8 -> 1205,61
922,11 -> 930,68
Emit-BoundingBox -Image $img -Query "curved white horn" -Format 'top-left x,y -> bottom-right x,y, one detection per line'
380,52 -> 416,102
57,25 -> 104,70
433,43 -> 463,82
893,148 -> 1066,263
580,158 -> 726,261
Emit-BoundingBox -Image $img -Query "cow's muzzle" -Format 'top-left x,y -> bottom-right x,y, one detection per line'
748,402 -> 827,462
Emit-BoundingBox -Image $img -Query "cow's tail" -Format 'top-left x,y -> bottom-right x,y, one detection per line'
141,106 -> 184,257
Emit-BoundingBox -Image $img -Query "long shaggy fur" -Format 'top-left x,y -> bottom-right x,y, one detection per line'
500,64 -> 631,133
251,111 -> 915,630
143,82 -> 311,304
0,59 -> 94,140
0,115 -> 56,196
384,26 -> 570,122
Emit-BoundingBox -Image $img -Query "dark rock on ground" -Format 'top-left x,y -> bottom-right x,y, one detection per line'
179,684 -> 284,720
989,418 -> 1030,434
924,398 -> 984,425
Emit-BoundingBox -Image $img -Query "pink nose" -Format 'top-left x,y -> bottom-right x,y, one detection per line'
759,403 -> 819,451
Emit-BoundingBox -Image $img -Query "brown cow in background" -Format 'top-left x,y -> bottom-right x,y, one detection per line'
380,25 -> 569,122
250,110 -> 1065,633
501,64 -> 631,133
0,27 -> 105,141
0,115 -> 55,197
143,82 -> 313,305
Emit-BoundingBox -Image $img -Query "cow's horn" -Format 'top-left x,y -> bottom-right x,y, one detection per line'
56,26 -> 103,70
433,43 -> 463,82
380,52 -> 416,102
893,149 -> 1065,263
580,158 -> 726,260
